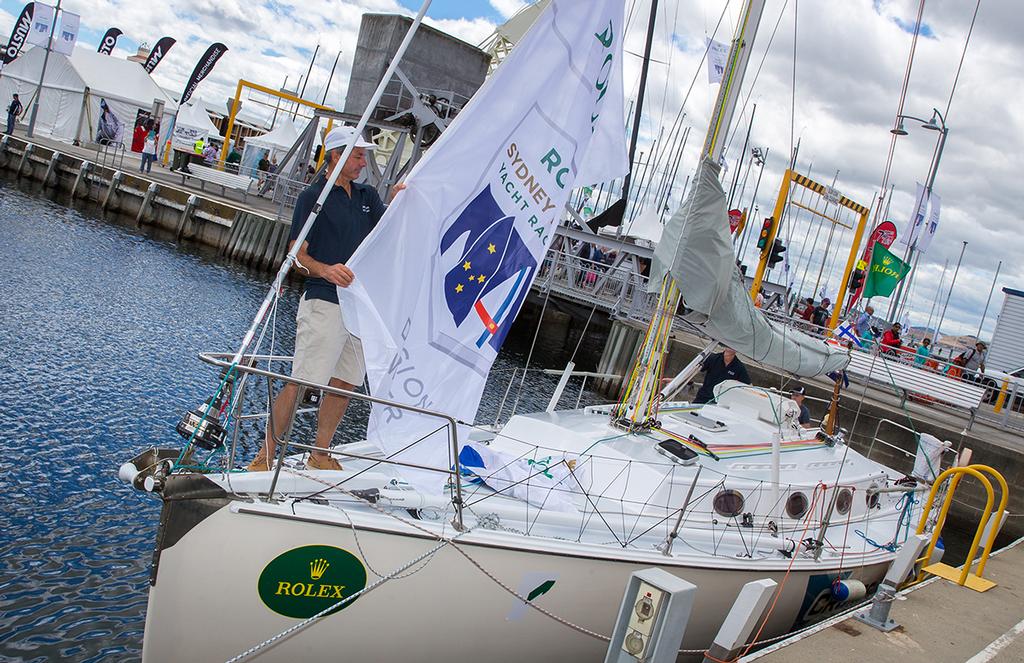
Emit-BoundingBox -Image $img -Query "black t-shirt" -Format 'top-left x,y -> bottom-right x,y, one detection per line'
289,178 -> 385,304
798,403 -> 811,425
694,353 -> 751,404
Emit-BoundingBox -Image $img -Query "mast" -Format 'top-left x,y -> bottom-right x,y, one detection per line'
614,0 -> 766,425
616,0 -> 659,237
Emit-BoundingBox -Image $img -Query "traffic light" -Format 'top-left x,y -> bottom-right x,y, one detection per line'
768,239 -> 786,267
756,217 -> 774,251
848,268 -> 865,290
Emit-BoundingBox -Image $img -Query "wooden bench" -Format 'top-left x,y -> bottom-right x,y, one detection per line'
179,164 -> 253,201
843,348 -> 987,428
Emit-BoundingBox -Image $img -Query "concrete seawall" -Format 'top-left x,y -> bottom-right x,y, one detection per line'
0,135 -> 289,270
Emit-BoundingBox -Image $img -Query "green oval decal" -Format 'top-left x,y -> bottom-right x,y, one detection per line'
257,544 -> 367,619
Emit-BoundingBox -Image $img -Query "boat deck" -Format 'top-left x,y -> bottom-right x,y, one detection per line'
741,536 -> 1024,662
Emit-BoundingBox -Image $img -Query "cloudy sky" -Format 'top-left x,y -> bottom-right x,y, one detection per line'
1,0 -> 1019,341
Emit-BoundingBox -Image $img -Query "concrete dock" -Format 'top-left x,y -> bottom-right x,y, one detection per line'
741,537 -> 1024,663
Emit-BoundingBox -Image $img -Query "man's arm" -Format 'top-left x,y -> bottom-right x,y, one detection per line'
293,240 -> 354,288
737,362 -> 751,385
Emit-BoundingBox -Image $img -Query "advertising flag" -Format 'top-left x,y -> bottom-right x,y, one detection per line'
97,27 -> 122,54
1,3 -> 35,65
52,11 -> 79,56
26,2 -> 53,47
849,219 -> 897,305
143,36 -> 176,73
916,192 -> 940,254
178,42 -> 228,106
899,182 -> 928,248
339,0 -> 629,492
862,243 -> 910,299
706,38 -> 729,84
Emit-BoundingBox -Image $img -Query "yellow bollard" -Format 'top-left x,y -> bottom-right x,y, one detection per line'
993,378 -> 1009,413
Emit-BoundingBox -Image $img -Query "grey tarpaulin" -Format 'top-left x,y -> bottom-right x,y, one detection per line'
651,158 -> 849,377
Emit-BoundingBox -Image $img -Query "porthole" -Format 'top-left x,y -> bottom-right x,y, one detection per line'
713,489 -> 745,518
785,492 -> 809,519
866,489 -> 880,510
835,488 -> 853,515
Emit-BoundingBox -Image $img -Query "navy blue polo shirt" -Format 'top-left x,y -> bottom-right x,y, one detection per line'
289,178 -> 385,304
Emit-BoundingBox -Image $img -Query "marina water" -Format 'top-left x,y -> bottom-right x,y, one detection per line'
0,179 -> 596,661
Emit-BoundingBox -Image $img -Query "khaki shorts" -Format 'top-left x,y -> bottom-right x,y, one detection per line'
292,295 -> 365,387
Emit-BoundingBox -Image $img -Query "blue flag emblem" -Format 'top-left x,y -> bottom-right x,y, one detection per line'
440,186 -> 536,350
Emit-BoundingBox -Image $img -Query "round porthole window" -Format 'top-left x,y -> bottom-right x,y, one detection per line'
713,489 -> 745,518
835,488 -> 853,515
866,489 -> 880,510
785,492 -> 809,519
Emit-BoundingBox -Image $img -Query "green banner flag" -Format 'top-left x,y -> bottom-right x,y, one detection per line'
863,243 -> 910,299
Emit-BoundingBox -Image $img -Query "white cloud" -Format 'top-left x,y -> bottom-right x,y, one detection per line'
489,0 -> 528,20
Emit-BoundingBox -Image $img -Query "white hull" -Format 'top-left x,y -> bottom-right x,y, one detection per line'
142,498 -> 890,662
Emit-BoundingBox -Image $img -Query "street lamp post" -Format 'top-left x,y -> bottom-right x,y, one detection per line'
886,108 -> 949,322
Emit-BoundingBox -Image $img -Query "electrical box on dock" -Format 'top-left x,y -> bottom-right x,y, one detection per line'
605,568 -> 696,663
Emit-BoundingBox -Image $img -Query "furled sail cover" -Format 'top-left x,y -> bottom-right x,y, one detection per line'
651,158 -> 849,377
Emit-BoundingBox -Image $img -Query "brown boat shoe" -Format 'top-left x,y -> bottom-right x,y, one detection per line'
246,447 -> 271,472
307,453 -> 343,471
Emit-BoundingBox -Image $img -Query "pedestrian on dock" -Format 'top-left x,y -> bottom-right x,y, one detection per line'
954,341 -> 987,382
247,126 -> 403,473
140,127 -> 158,173
855,305 -> 874,338
880,322 -> 902,356
5,94 -> 22,134
693,348 -> 751,404
914,337 -> 931,366
226,143 -> 242,173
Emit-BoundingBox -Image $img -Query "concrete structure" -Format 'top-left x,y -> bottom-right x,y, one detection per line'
741,536 -> 1024,663
987,287 -> 1024,372
343,14 -> 490,122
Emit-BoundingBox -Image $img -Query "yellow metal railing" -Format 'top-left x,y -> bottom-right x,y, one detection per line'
914,464 -> 1008,591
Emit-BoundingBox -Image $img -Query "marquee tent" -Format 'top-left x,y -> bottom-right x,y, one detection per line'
239,119 -> 303,177
170,101 -> 221,151
0,45 -> 175,148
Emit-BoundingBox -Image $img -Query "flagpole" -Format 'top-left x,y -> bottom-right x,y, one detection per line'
934,240 -> 967,345
976,260 -> 1002,341
230,0 -> 432,367
924,258 -> 948,340
26,0 -> 61,138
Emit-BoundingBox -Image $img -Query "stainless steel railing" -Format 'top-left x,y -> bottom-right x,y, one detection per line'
198,351 -> 469,530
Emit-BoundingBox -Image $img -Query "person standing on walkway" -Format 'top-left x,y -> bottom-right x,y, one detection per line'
914,337 -> 931,366
247,127 -> 402,472
140,127 -> 158,173
6,94 -> 23,134
694,348 -> 751,404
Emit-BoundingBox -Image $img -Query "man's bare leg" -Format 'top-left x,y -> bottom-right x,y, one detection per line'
311,378 -> 354,460
254,382 -> 300,466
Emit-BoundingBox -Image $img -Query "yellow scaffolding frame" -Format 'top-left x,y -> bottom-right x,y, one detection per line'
219,79 -> 332,168
749,170 -> 870,329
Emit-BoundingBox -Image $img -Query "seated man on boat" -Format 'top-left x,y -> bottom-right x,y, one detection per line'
789,385 -> 813,428
248,127 -> 393,472
693,347 -> 751,404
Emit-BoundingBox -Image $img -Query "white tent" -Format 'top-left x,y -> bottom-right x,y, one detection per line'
0,45 -> 175,148
240,119 -> 302,177
170,102 -> 221,151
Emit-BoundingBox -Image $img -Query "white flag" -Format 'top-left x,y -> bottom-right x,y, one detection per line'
27,3 -> 54,47
52,12 -> 80,56
899,182 -> 928,248
339,0 -> 629,492
706,38 -> 729,84
915,192 -> 940,254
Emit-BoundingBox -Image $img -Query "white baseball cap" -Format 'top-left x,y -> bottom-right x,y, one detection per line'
323,126 -> 375,152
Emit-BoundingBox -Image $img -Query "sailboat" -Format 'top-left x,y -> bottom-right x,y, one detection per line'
120,1 -> 944,661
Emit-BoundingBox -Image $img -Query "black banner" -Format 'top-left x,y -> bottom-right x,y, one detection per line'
2,3 -> 34,65
178,42 -> 228,106
97,27 -> 122,55
143,36 -> 176,73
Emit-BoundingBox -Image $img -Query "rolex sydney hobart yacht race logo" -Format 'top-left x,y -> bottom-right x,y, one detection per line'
257,545 -> 367,618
